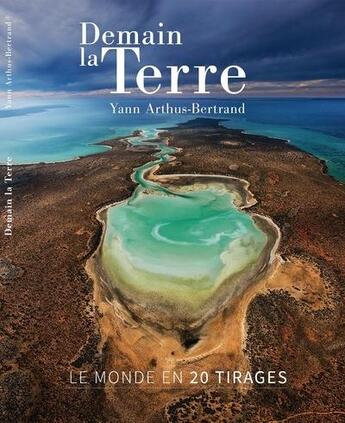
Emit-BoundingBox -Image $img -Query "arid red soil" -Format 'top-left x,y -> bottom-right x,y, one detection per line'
1,119 -> 345,422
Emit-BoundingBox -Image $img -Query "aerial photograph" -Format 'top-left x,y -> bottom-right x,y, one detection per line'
1,1 -> 345,422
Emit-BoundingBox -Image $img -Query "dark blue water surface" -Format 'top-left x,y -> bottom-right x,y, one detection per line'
1,97 -> 344,181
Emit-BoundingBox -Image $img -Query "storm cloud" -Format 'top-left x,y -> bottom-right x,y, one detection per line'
1,0 -> 345,93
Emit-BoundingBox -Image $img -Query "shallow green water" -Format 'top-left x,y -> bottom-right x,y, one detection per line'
100,132 -> 268,309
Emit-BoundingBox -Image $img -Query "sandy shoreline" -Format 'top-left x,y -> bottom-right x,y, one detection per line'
87,167 -> 281,333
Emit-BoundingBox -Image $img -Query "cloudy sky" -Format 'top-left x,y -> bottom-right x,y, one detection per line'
1,0 -> 345,96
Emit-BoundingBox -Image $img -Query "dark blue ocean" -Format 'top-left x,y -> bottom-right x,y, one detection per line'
1,97 -> 344,182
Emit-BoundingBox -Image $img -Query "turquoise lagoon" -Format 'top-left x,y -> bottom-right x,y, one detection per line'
3,96 -> 343,319
98,131 -> 273,319
101,180 -> 268,312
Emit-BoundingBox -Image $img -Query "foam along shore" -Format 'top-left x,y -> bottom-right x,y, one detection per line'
88,171 -> 280,331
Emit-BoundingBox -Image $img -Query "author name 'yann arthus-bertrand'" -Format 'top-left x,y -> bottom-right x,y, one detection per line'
80,22 -> 246,95
109,102 -> 246,115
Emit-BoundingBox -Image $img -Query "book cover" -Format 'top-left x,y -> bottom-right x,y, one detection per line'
1,1 -> 345,422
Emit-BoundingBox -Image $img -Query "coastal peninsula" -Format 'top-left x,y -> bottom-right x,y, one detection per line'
1,118 -> 345,422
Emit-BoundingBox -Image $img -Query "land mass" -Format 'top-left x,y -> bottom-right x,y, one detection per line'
1,118 -> 345,422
